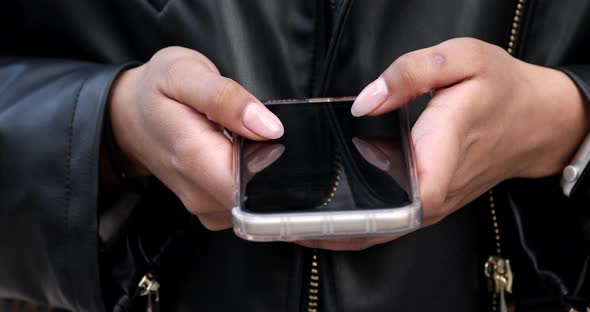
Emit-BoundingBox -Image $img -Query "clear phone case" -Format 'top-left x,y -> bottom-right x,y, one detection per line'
232,98 -> 422,241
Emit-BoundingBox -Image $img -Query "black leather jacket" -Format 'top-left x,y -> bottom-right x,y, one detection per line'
1,1 -> 589,311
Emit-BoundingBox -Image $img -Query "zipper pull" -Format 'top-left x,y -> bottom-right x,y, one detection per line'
138,273 -> 160,312
485,256 -> 513,312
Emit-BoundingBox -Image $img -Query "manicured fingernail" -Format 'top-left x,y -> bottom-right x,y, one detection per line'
243,103 -> 284,139
352,137 -> 391,171
247,144 -> 285,174
351,77 -> 389,117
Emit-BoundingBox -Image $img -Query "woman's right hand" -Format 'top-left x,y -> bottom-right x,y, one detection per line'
108,47 -> 284,230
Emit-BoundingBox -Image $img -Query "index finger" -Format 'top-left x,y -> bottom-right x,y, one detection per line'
351,38 -> 494,117
159,56 -> 284,140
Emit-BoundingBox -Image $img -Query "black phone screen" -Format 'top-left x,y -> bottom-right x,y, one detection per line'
239,99 -> 412,214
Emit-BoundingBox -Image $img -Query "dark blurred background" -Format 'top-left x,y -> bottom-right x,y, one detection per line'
0,299 -> 56,312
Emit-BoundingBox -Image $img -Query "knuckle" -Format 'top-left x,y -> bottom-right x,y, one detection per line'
159,66 -> 176,94
158,56 -> 194,93
209,78 -> 241,119
157,55 -> 213,95
169,56 -> 196,72
153,46 -> 184,59
393,53 -> 421,88
454,37 -> 485,54
460,38 -> 489,71
153,46 -> 199,63
193,53 -> 220,74
442,38 -> 491,73
160,46 -> 218,74
488,42 -> 507,56
150,46 -> 217,76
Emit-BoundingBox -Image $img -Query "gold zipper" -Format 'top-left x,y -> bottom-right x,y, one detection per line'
484,1 -> 529,311
323,152 -> 342,207
307,250 -> 321,312
138,273 -> 161,312
484,191 -> 514,312
507,0 -> 527,56
307,152 -> 342,312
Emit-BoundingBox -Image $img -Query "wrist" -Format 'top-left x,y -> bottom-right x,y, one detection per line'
108,67 -> 150,178
519,64 -> 590,178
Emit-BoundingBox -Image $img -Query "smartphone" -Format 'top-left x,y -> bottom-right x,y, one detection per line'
232,97 -> 421,241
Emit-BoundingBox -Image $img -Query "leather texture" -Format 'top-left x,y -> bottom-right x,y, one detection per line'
0,0 -> 589,311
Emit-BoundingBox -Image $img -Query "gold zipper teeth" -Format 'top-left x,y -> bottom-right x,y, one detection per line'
489,190 -> 501,312
507,0 -> 527,55
311,151 -> 341,310
307,253 -> 320,312
488,2 -> 528,310
489,191 -> 502,255
323,153 -> 342,206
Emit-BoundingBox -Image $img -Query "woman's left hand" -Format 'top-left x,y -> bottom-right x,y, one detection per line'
298,37 -> 589,251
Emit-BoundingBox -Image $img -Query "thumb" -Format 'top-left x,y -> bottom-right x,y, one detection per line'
411,104 -> 462,218
156,55 -> 284,141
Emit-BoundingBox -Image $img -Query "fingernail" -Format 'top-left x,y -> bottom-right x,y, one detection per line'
248,144 -> 285,173
352,137 -> 391,171
351,77 -> 389,117
242,103 -> 284,139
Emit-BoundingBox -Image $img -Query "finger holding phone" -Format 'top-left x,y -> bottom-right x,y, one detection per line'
238,37 -> 589,251
233,99 -> 421,248
351,37 -> 589,228
108,46 -> 284,231
109,38 -> 589,251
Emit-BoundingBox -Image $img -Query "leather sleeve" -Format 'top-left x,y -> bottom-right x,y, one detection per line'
560,65 -> 590,200
0,58 -> 127,312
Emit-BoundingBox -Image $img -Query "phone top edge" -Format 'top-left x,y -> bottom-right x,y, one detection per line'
263,96 -> 357,105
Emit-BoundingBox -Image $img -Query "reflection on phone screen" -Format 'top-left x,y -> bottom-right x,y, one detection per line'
240,100 -> 411,214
